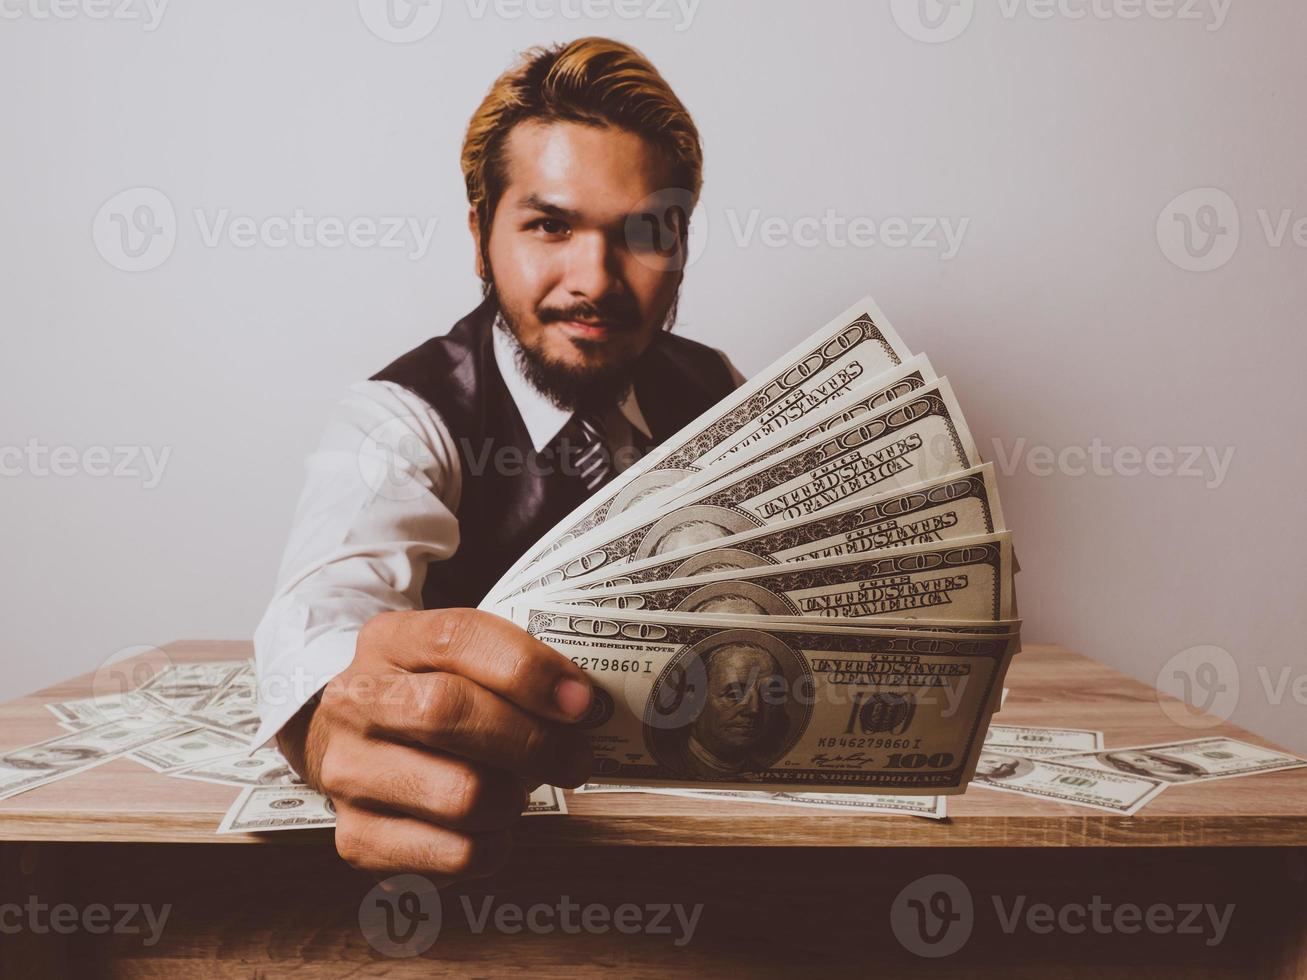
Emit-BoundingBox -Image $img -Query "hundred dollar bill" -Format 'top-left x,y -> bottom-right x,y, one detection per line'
138,661 -> 248,714
217,782 -> 565,833
969,752 -> 1166,815
0,717 -> 194,801
574,782 -> 945,819
217,785 -> 338,834
486,296 -> 914,595
1051,737 -> 1307,785
128,726 -> 250,772
46,691 -> 169,730
171,746 -> 303,787
984,725 -> 1103,753
510,603 -> 1018,794
547,533 -> 1015,623
544,465 -> 1004,594
494,379 -> 981,602
525,783 -> 568,814
729,353 -> 937,463
982,744 -> 1077,759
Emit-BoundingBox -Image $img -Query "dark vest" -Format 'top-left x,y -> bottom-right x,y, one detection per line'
370,297 -> 737,609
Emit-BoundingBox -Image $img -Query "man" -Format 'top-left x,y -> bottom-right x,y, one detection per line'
253,37 -> 741,882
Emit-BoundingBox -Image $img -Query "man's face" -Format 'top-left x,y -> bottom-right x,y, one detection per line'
476,119 -> 686,409
693,646 -> 782,757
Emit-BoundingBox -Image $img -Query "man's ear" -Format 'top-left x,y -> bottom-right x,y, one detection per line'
468,208 -> 485,280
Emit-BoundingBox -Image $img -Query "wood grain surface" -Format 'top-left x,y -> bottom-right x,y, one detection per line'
0,641 -> 1304,848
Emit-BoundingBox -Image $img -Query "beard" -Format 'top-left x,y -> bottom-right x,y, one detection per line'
492,285 -> 678,414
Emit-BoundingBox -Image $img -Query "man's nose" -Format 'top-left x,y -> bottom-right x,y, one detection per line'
563,230 -> 621,300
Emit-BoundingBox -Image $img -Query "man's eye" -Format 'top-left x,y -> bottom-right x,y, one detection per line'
530,218 -> 570,237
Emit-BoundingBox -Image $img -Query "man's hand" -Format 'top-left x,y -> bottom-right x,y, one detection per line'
276,608 -> 594,881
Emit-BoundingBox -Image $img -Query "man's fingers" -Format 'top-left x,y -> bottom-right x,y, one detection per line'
334,801 -> 513,879
320,739 -> 530,832
367,608 -> 593,723
366,671 -> 592,787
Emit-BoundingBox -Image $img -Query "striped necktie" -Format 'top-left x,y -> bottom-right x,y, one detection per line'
572,411 -> 613,492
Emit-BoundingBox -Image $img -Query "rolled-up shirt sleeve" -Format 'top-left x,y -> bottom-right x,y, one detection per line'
251,379 -> 462,747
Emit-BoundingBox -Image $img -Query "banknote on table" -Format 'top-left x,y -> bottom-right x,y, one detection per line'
217,785 -> 339,834
545,532 -> 1015,624
981,744 -> 1078,759
0,717 -> 194,801
492,378 -> 982,603
984,724 -> 1104,753
486,296 -> 915,595
127,726 -> 250,772
509,602 -> 1017,794
968,752 -> 1167,815
138,661 -> 249,715
172,746 -> 303,787
1050,737 -> 1307,785
540,464 -> 1005,595
574,782 -> 946,819
46,691 -> 172,731
217,783 -> 566,833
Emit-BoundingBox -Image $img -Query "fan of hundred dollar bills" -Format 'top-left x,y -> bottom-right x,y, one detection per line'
482,295 -> 1021,797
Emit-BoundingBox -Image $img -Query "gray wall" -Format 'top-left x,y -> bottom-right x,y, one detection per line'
3,0 -> 1303,752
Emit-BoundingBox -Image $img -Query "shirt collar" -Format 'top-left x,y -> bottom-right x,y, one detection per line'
491,316 -> 652,452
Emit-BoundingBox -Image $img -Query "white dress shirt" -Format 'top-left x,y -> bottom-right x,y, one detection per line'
252,323 -> 741,746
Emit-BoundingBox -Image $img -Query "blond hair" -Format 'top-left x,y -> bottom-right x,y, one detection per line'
462,37 -> 702,258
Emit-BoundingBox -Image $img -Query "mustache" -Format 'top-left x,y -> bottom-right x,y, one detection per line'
537,299 -> 640,329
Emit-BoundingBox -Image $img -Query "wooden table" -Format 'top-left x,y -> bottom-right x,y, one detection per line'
1,641 -> 1304,977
